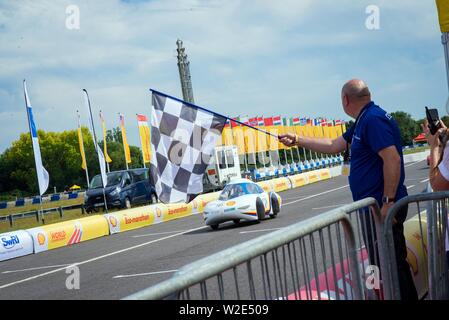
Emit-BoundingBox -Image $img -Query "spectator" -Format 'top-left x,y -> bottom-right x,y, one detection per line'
279,79 -> 418,300
424,120 -> 449,189
423,120 -> 449,268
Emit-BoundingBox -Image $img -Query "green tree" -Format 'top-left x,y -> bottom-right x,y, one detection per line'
390,111 -> 420,146
0,127 -> 145,198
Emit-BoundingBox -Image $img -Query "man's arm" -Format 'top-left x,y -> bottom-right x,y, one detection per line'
279,133 -> 347,154
378,145 -> 401,222
378,145 -> 401,200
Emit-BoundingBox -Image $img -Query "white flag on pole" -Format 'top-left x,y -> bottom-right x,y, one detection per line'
23,80 -> 49,196
83,89 -> 108,187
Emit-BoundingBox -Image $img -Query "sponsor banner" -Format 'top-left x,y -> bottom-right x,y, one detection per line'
152,204 -> 168,225
27,215 -> 109,253
307,171 -> 320,184
403,216 -> 428,300
0,230 -> 34,262
317,169 -> 331,181
270,177 -> 292,192
329,165 -> 342,178
288,173 -> 308,188
257,180 -> 273,193
104,207 -> 156,234
163,202 -> 193,222
195,192 -> 220,211
190,198 -> 201,214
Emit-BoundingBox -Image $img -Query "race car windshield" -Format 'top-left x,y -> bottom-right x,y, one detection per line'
90,172 -> 123,189
219,183 -> 260,200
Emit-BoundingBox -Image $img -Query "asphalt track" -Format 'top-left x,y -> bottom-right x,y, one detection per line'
0,160 -> 430,300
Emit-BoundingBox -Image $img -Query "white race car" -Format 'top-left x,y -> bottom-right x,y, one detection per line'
203,178 -> 282,230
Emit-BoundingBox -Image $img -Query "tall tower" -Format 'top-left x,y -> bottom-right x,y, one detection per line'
176,39 -> 195,104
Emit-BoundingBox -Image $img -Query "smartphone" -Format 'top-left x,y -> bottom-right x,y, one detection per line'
426,106 -> 441,135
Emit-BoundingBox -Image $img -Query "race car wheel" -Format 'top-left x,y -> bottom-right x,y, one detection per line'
210,224 -> 219,230
270,194 -> 280,218
233,219 -> 240,225
256,197 -> 265,221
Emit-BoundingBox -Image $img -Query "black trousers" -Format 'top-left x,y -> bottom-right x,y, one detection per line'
360,205 -> 418,300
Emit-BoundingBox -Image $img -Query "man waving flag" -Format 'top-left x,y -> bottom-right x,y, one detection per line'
149,90 -> 227,203
23,80 -> 49,196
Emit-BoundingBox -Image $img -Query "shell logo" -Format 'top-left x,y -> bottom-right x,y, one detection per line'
37,233 -> 46,246
226,201 -> 236,206
156,207 -> 162,218
109,216 -> 118,228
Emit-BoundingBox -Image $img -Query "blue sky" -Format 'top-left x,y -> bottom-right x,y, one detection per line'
0,0 -> 446,152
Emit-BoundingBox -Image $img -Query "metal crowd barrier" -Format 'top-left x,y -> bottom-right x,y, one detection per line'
382,190 -> 449,300
123,199 -> 384,300
124,192 -> 449,301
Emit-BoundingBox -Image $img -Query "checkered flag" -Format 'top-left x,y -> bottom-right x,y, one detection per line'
149,90 -> 227,203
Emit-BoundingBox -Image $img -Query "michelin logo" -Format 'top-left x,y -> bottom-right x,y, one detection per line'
2,235 -> 20,249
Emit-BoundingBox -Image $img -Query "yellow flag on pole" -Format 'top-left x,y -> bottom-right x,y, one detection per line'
256,125 -> 268,152
77,127 -> 87,170
137,114 -> 151,163
232,126 -> 245,155
99,111 -> 112,163
119,113 -> 131,164
222,126 -> 234,146
436,0 -> 449,32
244,126 -> 256,154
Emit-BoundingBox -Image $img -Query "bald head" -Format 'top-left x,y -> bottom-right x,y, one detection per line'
341,79 -> 372,118
342,79 -> 371,98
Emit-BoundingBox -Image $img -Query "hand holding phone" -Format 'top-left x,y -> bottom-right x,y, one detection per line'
426,106 -> 442,135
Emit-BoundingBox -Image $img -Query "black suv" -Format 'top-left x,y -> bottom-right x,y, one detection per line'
84,168 -> 157,212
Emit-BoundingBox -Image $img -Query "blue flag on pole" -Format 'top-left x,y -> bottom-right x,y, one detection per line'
23,80 -> 49,196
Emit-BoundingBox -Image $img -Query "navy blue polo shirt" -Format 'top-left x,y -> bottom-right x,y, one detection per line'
342,101 -> 407,205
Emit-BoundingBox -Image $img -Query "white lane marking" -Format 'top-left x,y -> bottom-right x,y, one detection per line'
407,185 -> 416,190
283,185 -> 349,206
132,230 -> 189,238
405,178 -> 428,182
240,228 -> 283,234
2,264 -> 72,274
420,178 -> 430,183
312,204 -> 347,210
113,270 -> 178,279
0,225 -> 208,290
404,160 -> 425,168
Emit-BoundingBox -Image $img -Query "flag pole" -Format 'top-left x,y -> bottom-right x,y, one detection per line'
290,148 -> 295,165
150,89 -> 278,139
83,90 -> 108,213
39,195 -> 44,224
23,80 -> 49,223
77,110 -> 90,188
